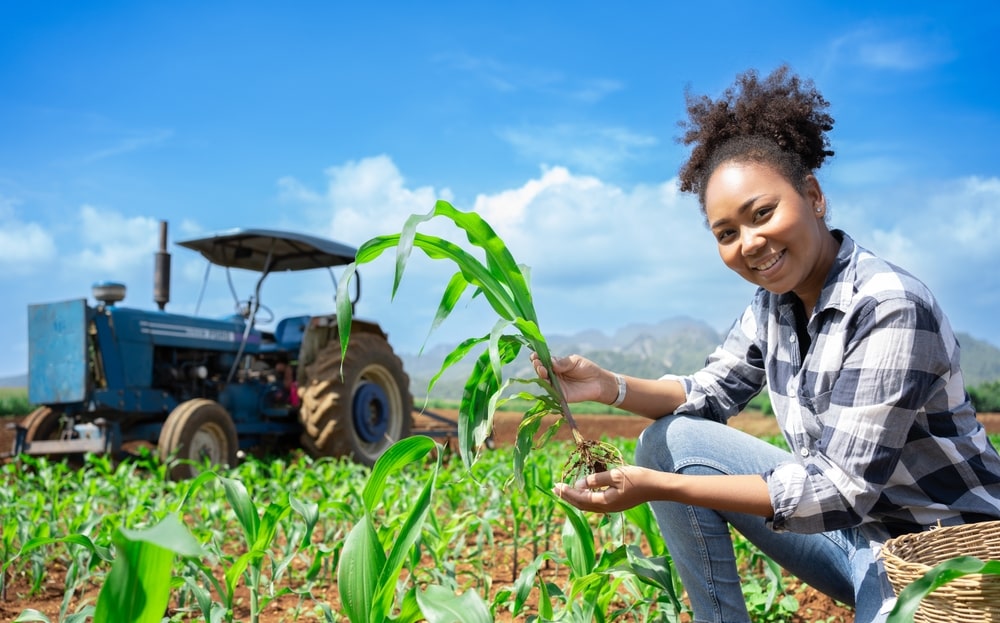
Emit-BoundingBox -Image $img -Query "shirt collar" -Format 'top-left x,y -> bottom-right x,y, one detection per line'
774,229 -> 856,317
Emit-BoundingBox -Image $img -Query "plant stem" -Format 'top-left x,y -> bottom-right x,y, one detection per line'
545,364 -> 584,444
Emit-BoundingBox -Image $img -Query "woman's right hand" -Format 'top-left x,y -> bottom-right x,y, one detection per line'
530,352 -> 612,405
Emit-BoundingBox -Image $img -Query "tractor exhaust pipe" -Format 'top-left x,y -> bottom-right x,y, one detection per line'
154,220 -> 171,310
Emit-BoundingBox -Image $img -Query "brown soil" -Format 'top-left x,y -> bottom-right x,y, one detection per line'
4,411 -> 1000,622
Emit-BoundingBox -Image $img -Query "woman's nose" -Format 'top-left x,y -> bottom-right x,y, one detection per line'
740,227 -> 764,254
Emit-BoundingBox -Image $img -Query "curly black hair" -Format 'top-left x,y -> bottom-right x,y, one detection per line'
677,65 -> 835,207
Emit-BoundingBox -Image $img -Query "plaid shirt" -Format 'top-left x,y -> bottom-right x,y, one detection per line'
670,231 -> 1000,537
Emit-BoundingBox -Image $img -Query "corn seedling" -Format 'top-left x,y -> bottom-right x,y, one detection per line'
886,555 -> 1000,623
335,200 -> 622,487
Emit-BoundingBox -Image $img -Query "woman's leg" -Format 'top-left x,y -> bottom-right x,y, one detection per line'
635,415 -> 858,623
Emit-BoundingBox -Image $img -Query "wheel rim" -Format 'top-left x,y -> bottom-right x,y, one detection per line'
351,362 -> 406,451
188,422 -> 229,464
352,381 -> 390,443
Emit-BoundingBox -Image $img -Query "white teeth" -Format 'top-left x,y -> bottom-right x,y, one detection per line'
753,250 -> 784,271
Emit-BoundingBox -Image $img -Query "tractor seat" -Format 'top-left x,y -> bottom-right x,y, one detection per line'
272,315 -> 310,351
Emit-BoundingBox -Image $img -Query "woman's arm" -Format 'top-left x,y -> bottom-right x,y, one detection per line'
531,352 -> 688,420
554,465 -> 774,517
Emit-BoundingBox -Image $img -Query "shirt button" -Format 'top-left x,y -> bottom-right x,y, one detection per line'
799,447 -> 810,458
789,335 -> 797,343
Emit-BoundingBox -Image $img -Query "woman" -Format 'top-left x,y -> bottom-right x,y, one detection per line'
533,66 -> 1000,623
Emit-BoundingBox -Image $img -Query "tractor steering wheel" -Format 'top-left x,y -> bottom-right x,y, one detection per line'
237,300 -> 275,324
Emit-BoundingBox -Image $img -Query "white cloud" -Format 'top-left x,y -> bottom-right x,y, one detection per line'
0,215 -> 57,273
66,205 -> 161,273
277,157 -> 751,353
500,124 -> 658,175
434,51 -> 622,102
827,24 -> 955,72
81,128 -> 174,163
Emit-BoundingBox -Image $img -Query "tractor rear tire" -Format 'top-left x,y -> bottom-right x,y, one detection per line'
21,406 -> 67,442
159,399 -> 239,480
298,331 -> 413,466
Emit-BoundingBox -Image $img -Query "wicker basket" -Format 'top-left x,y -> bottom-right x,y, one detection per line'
881,520 -> 1000,622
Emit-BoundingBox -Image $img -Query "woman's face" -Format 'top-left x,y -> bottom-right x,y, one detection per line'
703,161 -> 836,312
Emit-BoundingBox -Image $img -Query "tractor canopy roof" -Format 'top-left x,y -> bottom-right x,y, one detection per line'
177,229 -> 357,273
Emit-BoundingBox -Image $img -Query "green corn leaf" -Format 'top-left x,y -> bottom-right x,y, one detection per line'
428,200 -> 535,322
538,577 -> 554,620
887,555 -> 1000,623
510,554 -> 549,616
251,499 -> 292,552
426,271 -> 471,346
289,495 -> 320,548
219,476 -> 259,545
17,533 -> 113,564
513,408 -> 550,489
362,435 -> 437,513
339,230 -> 515,370
373,440 -> 442,615
172,469 -> 218,513
181,576 -> 216,621
339,518 -> 386,623
623,505 -> 667,556
394,587 -> 424,623
337,436 -> 440,623
426,335 -> 488,401
13,610 -> 50,622
488,319 -> 514,386
416,584 -> 493,623
335,260 -> 360,365
93,514 -> 204,623
361,231 -> 517,321
457,337 -> 521,470
551,493 -> 597,578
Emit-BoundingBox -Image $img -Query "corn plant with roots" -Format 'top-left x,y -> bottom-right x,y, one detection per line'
335,200 -> 622,487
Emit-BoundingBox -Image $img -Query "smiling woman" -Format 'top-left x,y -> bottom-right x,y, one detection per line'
539,65 -> 1000,623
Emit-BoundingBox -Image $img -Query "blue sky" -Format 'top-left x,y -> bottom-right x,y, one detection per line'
1,1 -> 999,378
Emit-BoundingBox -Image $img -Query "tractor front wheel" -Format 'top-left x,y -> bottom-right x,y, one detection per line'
21,406 -> 68,442
159,399 -> 239,480
298,331 -> 413,466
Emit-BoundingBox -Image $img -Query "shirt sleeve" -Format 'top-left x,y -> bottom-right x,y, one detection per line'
670,303 -> 768,424
766,294 -> 953,533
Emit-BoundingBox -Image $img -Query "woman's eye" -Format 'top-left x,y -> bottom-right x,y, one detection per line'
716,229 -> 735,243
753,206 -> 775,222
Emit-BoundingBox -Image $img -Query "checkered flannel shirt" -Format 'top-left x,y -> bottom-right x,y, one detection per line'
670,231 -> 1000,537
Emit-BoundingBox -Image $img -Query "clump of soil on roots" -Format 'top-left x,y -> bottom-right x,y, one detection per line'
561,437 -> 625,483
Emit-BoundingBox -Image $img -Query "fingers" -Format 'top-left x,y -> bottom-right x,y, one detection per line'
553,482 -> 617,511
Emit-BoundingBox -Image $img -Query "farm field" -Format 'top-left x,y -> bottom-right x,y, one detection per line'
3,410 -> 998,622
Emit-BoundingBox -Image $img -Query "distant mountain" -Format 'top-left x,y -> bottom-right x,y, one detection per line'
958,332 -> 1000,387
401,319 -> 1000,400
0,374 -> 26,389
402,316 -> 724,400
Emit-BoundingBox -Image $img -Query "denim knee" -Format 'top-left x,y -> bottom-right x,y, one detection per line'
635,414 -> 687,472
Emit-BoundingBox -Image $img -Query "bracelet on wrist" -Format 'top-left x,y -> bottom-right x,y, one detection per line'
611,373 -> 627,407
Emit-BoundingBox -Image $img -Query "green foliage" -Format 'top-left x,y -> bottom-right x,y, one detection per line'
0,387 -> 31,417
747,391 -> 774,415
93,515 -> 205,623
3,433 -> 820,622
334,200 -> 586,484
969,380 -> 1000,413
886,556 -> 1000,623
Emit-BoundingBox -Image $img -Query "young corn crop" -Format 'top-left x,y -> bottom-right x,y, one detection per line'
334,199 -> 623,487
1,429 -> 851,622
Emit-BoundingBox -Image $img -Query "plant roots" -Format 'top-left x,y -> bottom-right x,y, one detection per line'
560,438 -> 625,484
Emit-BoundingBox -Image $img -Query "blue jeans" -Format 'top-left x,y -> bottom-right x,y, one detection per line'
635,415 -> 895,623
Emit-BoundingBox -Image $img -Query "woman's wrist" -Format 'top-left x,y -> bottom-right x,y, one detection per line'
610,373 -> 627,407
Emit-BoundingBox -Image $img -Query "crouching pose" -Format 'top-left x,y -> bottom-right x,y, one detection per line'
533,66 -> 1000,623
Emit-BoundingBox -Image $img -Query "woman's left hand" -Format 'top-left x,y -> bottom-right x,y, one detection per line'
553,465 -> 659,513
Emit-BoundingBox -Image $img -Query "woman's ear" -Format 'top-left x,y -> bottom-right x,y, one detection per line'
805,174 -> 826,217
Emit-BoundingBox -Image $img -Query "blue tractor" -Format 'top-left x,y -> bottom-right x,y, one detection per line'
14,222 -> 424,478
